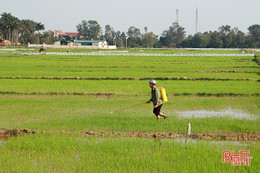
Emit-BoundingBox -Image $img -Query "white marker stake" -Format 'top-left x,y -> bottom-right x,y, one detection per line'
188,121 -> 191,135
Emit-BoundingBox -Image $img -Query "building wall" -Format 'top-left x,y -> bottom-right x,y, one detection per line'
28,42 -> 116,49
53,31 -> 59,37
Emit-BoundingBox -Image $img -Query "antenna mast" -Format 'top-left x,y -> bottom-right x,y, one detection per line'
196,7 -> 198,33
176,9 -> 179,25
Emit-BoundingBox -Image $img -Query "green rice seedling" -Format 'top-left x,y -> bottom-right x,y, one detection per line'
0,53 -> 258,79
0,50 -> 259,172
0,95 -> 259,133
0,79 -> 258,95
0,133 -> 259,172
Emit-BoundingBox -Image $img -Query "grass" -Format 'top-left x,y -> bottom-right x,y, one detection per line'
0,79 -> 258,95
0,54 -> 258,79
0,95 -> 259,133
0,52 -> 259,132
0,49 -> 259,172
0,133 -> 259,172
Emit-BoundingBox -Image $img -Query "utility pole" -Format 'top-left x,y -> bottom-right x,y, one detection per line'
125,36 -> 128,48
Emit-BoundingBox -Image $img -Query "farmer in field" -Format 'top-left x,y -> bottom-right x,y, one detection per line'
146,79 -> 168,120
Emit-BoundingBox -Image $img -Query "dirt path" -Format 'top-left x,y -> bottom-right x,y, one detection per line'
0,91 -> 259,97
0,128 -> 259,141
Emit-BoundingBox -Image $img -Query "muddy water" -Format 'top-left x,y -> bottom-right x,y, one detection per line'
171,137 -> 256,147
174,108 -> 258,120
0,136 -> 8,146
82,136 -> 257,147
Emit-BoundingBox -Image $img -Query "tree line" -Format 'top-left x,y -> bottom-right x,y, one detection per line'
0,12 -> 50,45
0,12 -> 259,48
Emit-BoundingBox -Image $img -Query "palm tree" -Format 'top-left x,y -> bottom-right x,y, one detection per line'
41,31 -> 51,44
9,17 -> 20,44
20,19 -> 38,44
0,12 -> 12,40
0,12 -> 20,43
36,22 -> 45,44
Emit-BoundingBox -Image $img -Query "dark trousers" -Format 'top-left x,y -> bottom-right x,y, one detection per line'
153,104 -> 163,116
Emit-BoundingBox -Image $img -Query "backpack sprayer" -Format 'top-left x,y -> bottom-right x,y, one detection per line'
158,87 -> 168,103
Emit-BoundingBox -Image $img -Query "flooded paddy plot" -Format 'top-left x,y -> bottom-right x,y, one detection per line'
0,136 -> 8,146
0,133 -> 259,172
165,136 -> 258,147
0,50 -> 259,172
0,95 -> 259,134
175,108 -> 259,120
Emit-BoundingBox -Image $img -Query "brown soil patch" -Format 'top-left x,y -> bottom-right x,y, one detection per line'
0,128 -> 45,137
0,76 -> 258,81
189,133 -> 260,141
79,131 -> 260,141
0,129 -> 259,141
150,70 -> 259,74
0,136 -> 9,141
167,93 -> 260,97
0,91 -> 115,96
0,91 -> 259,97
221,66 -> 259,68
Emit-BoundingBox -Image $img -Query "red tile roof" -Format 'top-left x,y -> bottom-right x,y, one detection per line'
49,30 -> 80,37
55,30 -> 66,35
65,32 -> 80,37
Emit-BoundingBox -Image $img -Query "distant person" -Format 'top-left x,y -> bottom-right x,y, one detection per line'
39,47 -> 46,53
146,79 -> 168,120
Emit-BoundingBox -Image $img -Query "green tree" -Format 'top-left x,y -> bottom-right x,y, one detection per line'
120,32 -> 127,48
235,30 -> 246,48
160,22 -> 186,48
230,28 -> 245,48
0,12 -> 20,43
208,31 -> 223,48
114,31 -> 124,48
76,20 -> 88,39
203,31 -> 212,48
127,26 -> 142,47
190,33 -> 207,48
181,35 -> 193,47
36,22 -> 45,44
111,29 -> 117,45
0,12 -> 46,45
0,12 -> 12,40
248,24 -> 260,40
247,24 -> 260,48
142,27 -> 158,48
76,20 -> 101,40
19,19 -> 37,44
87,20 -> 101,40
219,25 -> 233,48
9,17 -> 20,44
40,31 -> 51,44
104,24 -> 114,45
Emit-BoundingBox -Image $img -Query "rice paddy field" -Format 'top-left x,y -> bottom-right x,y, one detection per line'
0,48 -> 259,172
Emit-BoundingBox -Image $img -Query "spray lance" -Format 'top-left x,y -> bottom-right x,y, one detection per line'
109,102 -> 146,114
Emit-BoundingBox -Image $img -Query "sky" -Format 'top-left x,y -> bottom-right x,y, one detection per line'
1,0 -> 259,36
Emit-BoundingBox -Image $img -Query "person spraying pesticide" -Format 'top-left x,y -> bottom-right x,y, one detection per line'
146,79 -> 168,120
